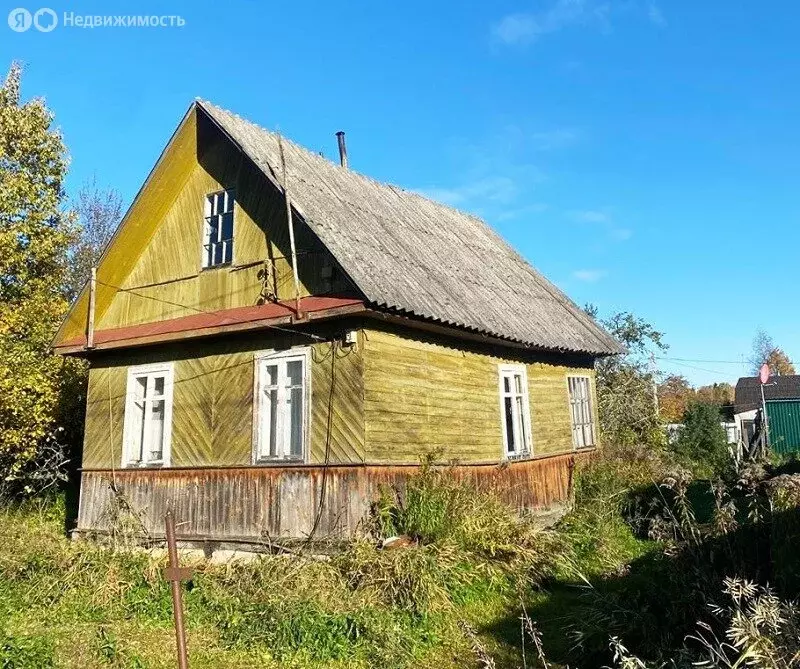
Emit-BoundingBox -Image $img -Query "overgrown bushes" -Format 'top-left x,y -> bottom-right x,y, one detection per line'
373,457 -> 564,570
528,441 -> 800,668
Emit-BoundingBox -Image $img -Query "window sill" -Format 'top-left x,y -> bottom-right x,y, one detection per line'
123,462 -> 166,469
504,451 -> 532,462
253,457 -> 306,466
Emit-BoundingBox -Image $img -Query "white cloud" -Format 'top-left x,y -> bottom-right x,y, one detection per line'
491,0 -> 663,47
568,209 -> 633,242
571,209 -> 611,224
495,203 -> 549,221
491,13 -> 542,46
491,0 -> 610,46
413,120 -> 579,218
647,1 -> 667,26
418,175 -> 520,208
573,269 -> 607,282
530,128 -> 582,150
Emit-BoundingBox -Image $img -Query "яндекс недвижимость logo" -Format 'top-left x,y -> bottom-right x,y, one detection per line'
7,8 -> 185,31
8,7 -> 58,33
8,7 -> 58,32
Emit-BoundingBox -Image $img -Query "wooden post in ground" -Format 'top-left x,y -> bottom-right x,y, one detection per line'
164,511 -> 192,669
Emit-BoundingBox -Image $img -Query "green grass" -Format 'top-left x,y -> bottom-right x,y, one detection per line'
1,446 -> 776,669
0,477 -> 565,669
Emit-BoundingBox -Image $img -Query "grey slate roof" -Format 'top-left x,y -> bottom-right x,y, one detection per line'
735,375 -> 800,414
198,100 -> 622,356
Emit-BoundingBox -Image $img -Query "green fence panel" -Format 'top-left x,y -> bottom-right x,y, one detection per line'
767,400 -> 800,455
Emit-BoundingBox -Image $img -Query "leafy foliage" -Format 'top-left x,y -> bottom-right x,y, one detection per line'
672,402 -> 731,477
586,306 -> 666,447
659,377 -> 735,425
696,382 -> 734,408
0,630 -> 55,668
658,374 -> 694,424
372,455 -> 564,570
0,63 -> 83,496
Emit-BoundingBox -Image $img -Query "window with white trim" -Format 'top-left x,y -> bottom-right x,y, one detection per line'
254,350 -> 310,462
568,375 -> 596,449
203,189 -> 234,267
498,365 -> 532,458
122,363 -> 174,467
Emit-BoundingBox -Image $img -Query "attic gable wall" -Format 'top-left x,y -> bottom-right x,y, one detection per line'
58,107 -> 356,339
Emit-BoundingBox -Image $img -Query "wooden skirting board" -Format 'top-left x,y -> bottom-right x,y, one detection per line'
76,450 -> 593,542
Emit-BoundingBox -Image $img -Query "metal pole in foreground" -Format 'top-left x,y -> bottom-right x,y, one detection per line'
760,382 -> 769,457
164,511 -> 191,669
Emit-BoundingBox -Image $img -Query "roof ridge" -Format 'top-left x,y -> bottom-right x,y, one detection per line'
197,99 -> 507,226
195,99 -> 623,355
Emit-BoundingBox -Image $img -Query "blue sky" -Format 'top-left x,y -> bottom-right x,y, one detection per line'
3,0 -> 799,386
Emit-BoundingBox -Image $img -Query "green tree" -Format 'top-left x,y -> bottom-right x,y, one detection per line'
0,62 -> 81,494
673,402 -> 730,477
586,306 -> 666,447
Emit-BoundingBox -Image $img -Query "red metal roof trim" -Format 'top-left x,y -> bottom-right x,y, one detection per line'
56,297 -> 365,352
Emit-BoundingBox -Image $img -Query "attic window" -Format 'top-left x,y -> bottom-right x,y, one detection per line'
203,190 -> 234,267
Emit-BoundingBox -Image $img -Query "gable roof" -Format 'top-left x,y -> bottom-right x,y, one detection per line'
196,101 -> 621,356
735,375 -> 800,414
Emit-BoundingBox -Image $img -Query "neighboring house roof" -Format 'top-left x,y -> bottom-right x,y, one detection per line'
735,375 -> 800,414
196,101 -> 622,356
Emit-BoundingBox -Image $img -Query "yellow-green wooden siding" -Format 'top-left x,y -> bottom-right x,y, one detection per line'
55,107 -> 349,344
82,334 -> 365,469
82,327 -> 596,470
362,329 -> 597,462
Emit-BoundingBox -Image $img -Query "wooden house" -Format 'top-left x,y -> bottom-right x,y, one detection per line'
53,101 -> 622,546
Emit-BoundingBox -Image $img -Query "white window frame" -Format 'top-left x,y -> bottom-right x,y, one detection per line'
253,348 -> 311,463
121,362 -> 175,468
498,364 -> 533,459
568,375 -> 597,449
202,189 -> 235,269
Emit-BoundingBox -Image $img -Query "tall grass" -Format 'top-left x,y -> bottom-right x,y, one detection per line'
0,465 -> 567,669
373,456 -> 565,573
7,446 -> 799,668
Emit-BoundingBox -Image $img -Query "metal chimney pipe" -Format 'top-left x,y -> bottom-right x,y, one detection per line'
335,131 -> 348,168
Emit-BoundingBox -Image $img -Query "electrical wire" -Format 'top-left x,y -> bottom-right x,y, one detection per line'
655,359 -> 737,377
95,278 -> 328,343
656,356 -> 746,365
304,339 -> 339,546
